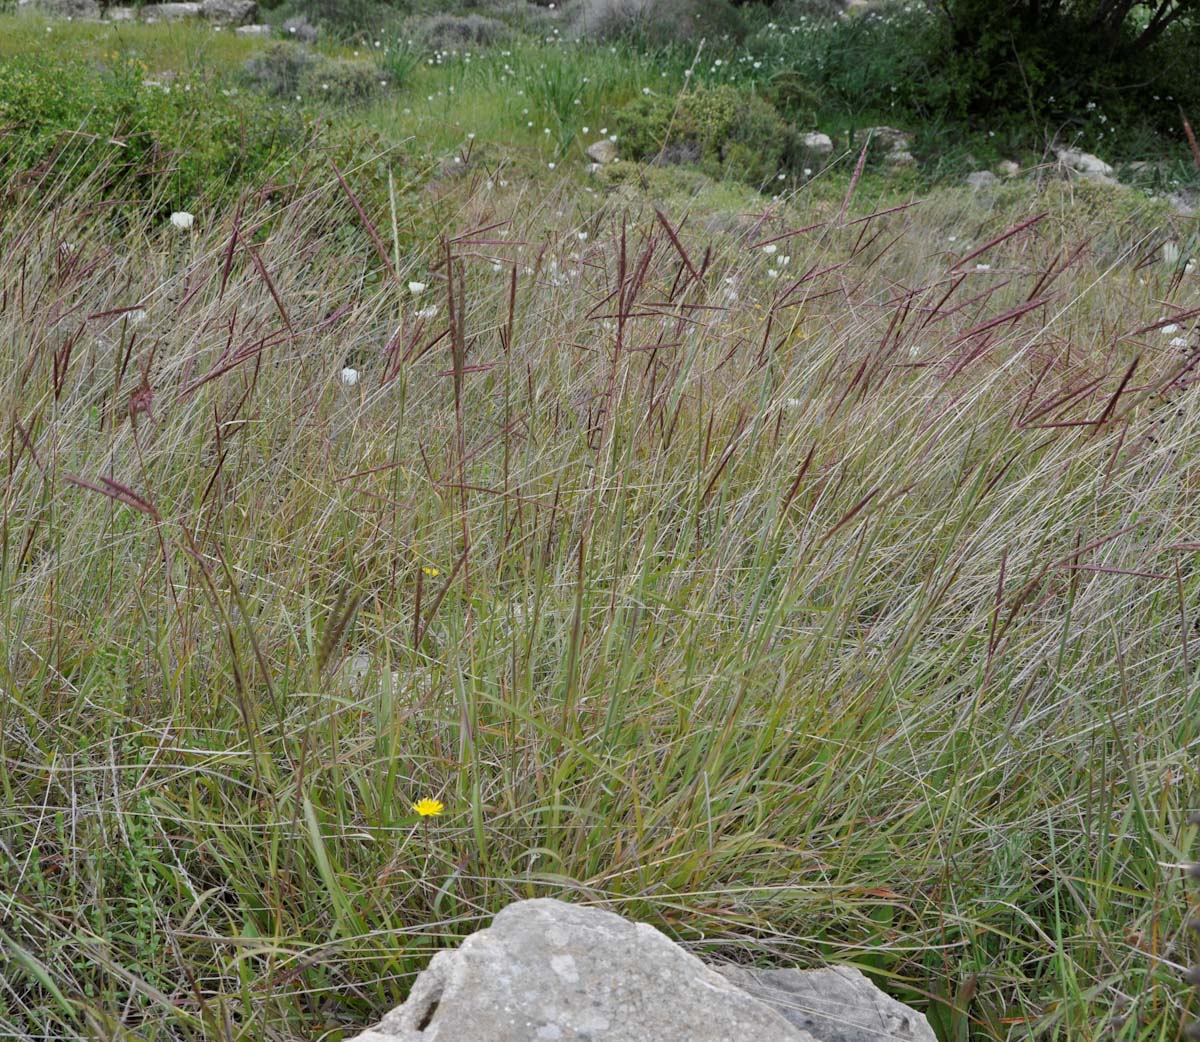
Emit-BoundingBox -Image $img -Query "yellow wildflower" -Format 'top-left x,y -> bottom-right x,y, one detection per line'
412,798 -> 444,818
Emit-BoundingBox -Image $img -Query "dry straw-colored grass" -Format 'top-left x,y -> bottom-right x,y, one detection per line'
1,147 -> 1198,1040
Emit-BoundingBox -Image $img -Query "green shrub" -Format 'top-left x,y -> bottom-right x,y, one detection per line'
612,92 -> 674,159
242,41 -> 318,96
613,84 -> 798,187
243,44 -> 386,103
304,56 -> 384,102
764,68 -> 821,126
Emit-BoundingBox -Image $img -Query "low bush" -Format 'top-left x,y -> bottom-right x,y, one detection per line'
243,43 -> 387,103
613,83 -> 799,187
268,0 -> 402,40
310,55 -> 386,102
242,40 -> 318,96
409,12 -> 508,50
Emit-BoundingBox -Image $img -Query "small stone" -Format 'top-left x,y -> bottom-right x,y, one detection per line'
863,125 -> 911,153
585,138 -> 618,165
801,131 -> 834,157
1165,190 -> 1197,217
234,22 -> 271,35
967,170 -> 1000,189
1055,148 -> 1116,183
885,150 -> 916,167
996,159 -> 1020,178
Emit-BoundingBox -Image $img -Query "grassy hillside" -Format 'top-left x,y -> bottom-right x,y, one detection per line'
1,10 -> 1199,1042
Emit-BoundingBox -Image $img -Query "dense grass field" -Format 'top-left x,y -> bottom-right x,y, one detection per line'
2,9 -> 1200,1041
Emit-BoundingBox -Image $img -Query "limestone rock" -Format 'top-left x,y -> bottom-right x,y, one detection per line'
34,0 -> 99,18
885,150 -> 916,167
801,131 -> 834,157
719,965 -> 938,1042
966,170 -> 999,189
863,125 -> 911,153
106,5 -> 136,19
585,138 -> 618,165
140,1 -> 200,19
347,898 -> 818,1042
996,159 -> 1020,178
200,0 -> 258,24
1055,148 -> 1116,183
1164,189 -> 1198,216
234,21 -> 271,34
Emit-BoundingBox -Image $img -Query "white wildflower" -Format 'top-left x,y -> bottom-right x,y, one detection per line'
340,367 -> 360,386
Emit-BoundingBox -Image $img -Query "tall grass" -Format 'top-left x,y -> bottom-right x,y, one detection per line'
0,135 -> 1198,1042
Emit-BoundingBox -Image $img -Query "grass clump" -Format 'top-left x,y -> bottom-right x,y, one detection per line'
1,116 -> 1198,1040
2,10 -> 1200,1042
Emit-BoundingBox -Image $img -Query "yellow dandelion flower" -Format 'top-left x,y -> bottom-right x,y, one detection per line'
412,798 -> 444,818
422,566 -> 440,577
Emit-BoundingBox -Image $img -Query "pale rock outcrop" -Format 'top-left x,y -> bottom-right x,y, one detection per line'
585,138 -> 619,165
200,0 -> 258,24
347,899 -> 935,1042
1055,148 -> 1116,184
